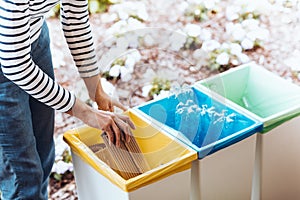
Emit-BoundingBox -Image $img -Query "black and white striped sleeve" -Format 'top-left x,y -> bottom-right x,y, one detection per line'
60,0 -> 100,78
0,0 -> 75,112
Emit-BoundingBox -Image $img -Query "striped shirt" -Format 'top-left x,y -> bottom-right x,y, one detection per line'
0,0 -> 99,112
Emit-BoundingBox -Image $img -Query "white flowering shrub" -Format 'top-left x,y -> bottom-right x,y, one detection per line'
225,19 -> 270,50
225,4 -> 261,22
109,1 -> 149,22
141,77 -> 171,100
184,0 -> 220,22
48,0 -> 117,17
101,50 -> 141,82
180,23 -> 213,50
193,40 -> 250,71
105,17 -> 146,37
51,135 -> 73,181
224,1 -> 270,50
186,1 -> 270,72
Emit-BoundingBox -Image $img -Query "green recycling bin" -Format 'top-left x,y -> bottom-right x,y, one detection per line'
196,62 -> 300,200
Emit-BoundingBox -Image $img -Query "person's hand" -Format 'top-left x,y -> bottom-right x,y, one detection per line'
95,87 -> 126,112
66,98 -> 135,147
83,75 -> 126,112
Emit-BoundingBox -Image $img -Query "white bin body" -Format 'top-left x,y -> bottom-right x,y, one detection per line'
254,116 -> 300,200
191,133 -> 257,200
72,152 -> 191,200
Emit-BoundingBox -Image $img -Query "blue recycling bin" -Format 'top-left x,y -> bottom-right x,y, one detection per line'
135,86 -> 262,200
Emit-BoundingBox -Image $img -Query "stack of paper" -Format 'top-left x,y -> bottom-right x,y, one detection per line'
89,133 -> 150,180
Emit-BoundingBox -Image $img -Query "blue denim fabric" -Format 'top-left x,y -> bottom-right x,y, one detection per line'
0,21 -> 55,200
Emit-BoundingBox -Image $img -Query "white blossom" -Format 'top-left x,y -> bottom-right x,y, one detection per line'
193,48 -> 203,59
230,58 -> 240,66
124,32 -> 140,48
229,43 -> 242,55
54,135 -> 69,158
101,78 -> 117,98
124,50 -> 141,72
220,42 -> 230,50
106,17 -> 145,36
109,64 -> 121,77
169,30 -> 187,51
201,40 -> 221,52
184,23 -> 201,37
89,1 -> 100,14
110,2 -> 148,21
101,13 -> 118,23
199,29 -> 212,41
225,22 -> 235,35
177,1 -> 189,13
247,28 -> 270,41
225,5 -> 240,21
204,1 -> 217,10
143,34 -> 155,47
52,160 -> 73,175
241,38 -> 254,50
130,50 -> 142,62
124,56 -> 134,71
237,53 -> 251,63
120,67 -> 132,82
284,50 -> 300,71
228,24 -> 244,41
109,0 -> 122,3
116,36 -> 129,49
242,0 -> 272,15
142,85 -> 153,97
216,52 -> 230,65
241,19 -> 260,30
153,90 -> 170,100
232,24 -> 247,41
127,17 -> 146,30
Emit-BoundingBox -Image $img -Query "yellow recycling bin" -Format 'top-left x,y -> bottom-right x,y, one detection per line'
63,110 -> 197,200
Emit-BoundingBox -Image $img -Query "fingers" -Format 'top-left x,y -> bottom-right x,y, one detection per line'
98,101 -> 113,112
116,114 -> 136,130
106,127 -> 115,146
111,99 -> 127,111
110,118 -> 121,147
113,117 -> 133,143
100,111 -> 135,147
98,99 -> 126,112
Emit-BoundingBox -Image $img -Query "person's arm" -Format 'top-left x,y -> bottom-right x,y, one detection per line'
66,98 -> 135,146
60,0 -> 127,112
0,0 -> 134,146
83,75 -> 127,111
0,0 -> 75,112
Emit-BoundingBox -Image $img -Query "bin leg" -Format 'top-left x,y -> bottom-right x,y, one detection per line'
251,133 -> 262,200
261,117 -> 300,200
191,134 -> 256,200
190,160 -> 201,200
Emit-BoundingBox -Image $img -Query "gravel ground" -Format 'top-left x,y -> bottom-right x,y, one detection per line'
47,0 -> 300,199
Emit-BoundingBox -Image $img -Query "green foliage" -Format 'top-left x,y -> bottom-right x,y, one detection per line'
88,0 -> 113,14
238,6 -> 260,22
184,36 -> 202,50
101,58 -> 126,81
50,0 -> 114,17
51,148 -> 73,181
148,77 -> 171,98
62,149 -> 72,163
185,4 -> 218,22
53,173 -> 63,181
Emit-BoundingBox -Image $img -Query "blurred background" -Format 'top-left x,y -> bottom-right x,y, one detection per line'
46,0 -> 300,199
